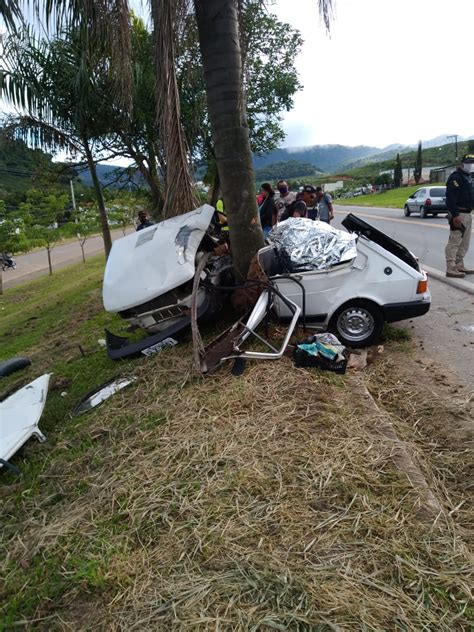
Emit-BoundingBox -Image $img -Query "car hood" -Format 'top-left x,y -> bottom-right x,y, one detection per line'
103,204 -> 215,313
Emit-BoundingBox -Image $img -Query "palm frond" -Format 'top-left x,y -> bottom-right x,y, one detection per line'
318,0 -> 334,32
0,0 -> 23,30
2,114 -> 82,154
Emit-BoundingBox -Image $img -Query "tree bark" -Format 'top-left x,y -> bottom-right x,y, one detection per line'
152,0 -> 199,218
83,138 -> 112,258
194,0 -> 264,280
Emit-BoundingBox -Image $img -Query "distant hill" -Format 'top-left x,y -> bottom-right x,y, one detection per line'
0,137 -> 73,201
75,163 -> 146,189
254,134 -> 474,174
253,144 -> 384,173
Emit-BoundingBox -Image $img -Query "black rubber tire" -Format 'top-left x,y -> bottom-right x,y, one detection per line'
404,205 -> 411,217
329,300 -> 384,348
419,206 -> 427,218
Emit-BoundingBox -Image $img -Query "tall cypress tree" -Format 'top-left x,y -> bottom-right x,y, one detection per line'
414,140 -> 422,184
394,153 -> 403,188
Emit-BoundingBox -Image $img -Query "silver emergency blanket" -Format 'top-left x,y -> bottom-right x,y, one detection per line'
269,218 -> 357,271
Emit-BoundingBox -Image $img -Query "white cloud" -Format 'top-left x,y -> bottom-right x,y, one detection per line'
274,0 -> 474,148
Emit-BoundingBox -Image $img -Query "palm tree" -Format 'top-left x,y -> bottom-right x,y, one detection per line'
1,0 -> 333,277
1,28 -> 115,256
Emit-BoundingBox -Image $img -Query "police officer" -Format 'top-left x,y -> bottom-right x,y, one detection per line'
445,155 -> 473,278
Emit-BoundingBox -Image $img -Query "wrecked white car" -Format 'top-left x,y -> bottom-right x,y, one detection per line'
102,205 -> 430,360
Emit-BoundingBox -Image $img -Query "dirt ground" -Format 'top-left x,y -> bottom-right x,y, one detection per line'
398,276 -> 474,388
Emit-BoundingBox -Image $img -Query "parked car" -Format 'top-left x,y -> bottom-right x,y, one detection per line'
404,186 -> 447,218
102,206 -> 431,358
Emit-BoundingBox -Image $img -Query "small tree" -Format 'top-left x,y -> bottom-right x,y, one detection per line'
414,140 -> 422,184
394,153 -> 403,188
65,207 -> 100,263
20,189 -> 68,275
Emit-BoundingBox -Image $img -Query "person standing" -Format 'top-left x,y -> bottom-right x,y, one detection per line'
136,211 -> 154,231
258,183 -> 277,236
445,156 -> 473,278
315,187 -> 334,223
274,180 -> 296,220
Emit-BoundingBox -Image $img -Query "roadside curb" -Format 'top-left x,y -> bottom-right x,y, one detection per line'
423,264 -> 474,296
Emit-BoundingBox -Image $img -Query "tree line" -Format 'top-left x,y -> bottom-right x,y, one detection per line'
1,0 -> 333,278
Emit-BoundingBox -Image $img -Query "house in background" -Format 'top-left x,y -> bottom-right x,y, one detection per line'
429,164 -> 456,183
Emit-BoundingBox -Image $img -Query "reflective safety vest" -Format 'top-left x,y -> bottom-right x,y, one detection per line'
216,199 -> 229,231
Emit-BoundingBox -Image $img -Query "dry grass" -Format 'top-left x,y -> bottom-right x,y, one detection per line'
1,337 -> 473,630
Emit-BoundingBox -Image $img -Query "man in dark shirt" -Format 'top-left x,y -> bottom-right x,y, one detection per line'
136,211 -> 154,231
281,185 -> 318,220
445,156 -> 473,277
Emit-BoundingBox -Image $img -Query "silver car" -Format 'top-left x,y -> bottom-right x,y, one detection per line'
404,186 -> 447,218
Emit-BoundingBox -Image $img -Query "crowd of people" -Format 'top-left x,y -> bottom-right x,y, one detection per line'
136,181 -> 334,238
257,180 -> 334,235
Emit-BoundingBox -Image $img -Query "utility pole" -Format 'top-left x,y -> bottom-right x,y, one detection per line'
447,135 -> 459,162
70,179 -> 77,212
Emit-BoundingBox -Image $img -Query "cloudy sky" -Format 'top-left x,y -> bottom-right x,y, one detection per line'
273,0 -> 473,148
2,0 -> 472,153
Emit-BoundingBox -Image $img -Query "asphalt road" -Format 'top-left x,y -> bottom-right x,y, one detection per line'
333,205 -> 474,284
3,208 -> 474,289
2,227 -> 134,290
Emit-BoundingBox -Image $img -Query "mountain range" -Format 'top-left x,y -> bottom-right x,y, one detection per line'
253,134 -> 473,174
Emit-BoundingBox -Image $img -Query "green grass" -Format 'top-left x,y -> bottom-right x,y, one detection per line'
0,254 -> 138,434
1,257 -> 472,630
336,186 -> 420,209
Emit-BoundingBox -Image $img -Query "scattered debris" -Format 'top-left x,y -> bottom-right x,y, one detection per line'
141,337 -> 178,357
454,324 -> 474,333
293,333 -> 348,374
0,374 -> 51,471
72,376 -> 137,416
347,348 -> 368,370
0,357 -> 31,378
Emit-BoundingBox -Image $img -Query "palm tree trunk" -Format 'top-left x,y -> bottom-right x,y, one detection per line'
83,138 -> 112,258
151,0 -> 199,218
194,0 -> 263,280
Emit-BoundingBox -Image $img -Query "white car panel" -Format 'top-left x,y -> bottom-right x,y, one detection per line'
103,204 -> 215,313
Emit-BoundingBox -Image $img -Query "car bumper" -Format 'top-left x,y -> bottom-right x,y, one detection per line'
382,299 -> 430,323
425,206 -> 447,212
105,294 -> 210,359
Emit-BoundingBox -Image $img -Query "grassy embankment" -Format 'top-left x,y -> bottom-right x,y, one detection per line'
336,186 -> 420,209
0,258 -> 472,629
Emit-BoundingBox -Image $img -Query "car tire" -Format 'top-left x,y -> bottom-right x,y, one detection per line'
329,300 -> 384,348
420,206 -> 427,218
404,205 -> 411,217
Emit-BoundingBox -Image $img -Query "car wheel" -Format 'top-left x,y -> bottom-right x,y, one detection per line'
404,205 -> 411,216
420,206 -> 427,218
329,300 -> 384,348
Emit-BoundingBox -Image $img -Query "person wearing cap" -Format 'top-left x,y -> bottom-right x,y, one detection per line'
136,210 -> 154,231
445,156 -> 473,278
281,185 -> 317,220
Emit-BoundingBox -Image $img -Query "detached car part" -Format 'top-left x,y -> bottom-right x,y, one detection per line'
0,357 -> 31,378
72,376 -> 137,415
0,374 -> 50,471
